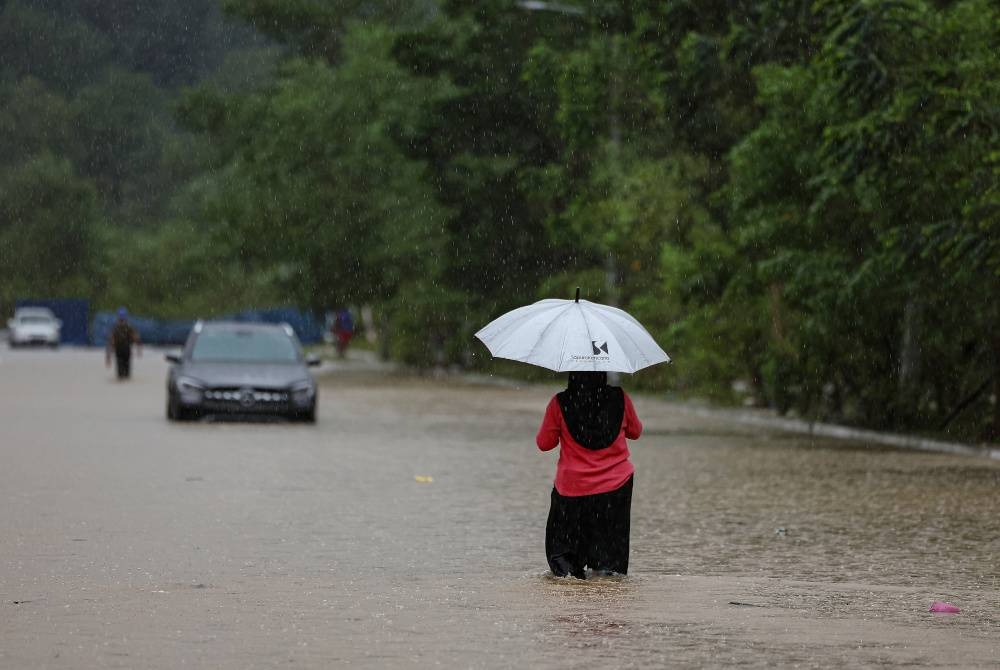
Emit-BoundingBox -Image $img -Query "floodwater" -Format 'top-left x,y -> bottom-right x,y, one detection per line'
1,348 -> 997,668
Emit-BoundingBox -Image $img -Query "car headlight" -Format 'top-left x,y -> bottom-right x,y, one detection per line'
290,380 -> 315,404
176,376 -> 205,397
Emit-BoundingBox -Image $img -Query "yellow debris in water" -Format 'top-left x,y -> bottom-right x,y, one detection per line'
414,475 -> 434,483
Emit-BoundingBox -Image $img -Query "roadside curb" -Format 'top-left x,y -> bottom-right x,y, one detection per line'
307,351 -> 1000,460
673,403 -> 1000,460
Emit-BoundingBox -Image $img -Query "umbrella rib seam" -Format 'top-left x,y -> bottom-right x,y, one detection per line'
481,302 -> 559,354
595,303 -> 668,370
577,305 -> 599,373
526,302 -> 577,365
476,298 -> 668,373
605,312 -> 652,369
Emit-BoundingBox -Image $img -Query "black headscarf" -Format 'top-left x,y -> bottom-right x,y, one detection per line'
556,371 -> 625,450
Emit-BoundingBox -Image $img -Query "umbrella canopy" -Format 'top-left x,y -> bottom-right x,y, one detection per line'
475,295 -> 670,373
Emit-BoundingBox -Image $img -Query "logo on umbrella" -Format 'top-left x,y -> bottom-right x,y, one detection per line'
571,341 -> 611,362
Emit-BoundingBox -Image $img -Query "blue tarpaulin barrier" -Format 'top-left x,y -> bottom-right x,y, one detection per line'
90,307 -> 322,347
15,298 -> 90,345
90,313 -> 195,347
227,307 -> 324,345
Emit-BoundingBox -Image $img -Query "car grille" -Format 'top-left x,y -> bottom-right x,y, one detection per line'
203,387 -> 289,409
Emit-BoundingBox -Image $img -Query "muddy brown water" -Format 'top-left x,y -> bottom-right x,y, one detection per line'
1,349 -> 997,668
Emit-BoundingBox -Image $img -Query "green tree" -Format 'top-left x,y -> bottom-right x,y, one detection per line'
393,1 -> 607,357
69,69 -> 170,212
0,154 -> 101,307
0,77 -> 73,168
721,0 -> 1000,437
178,25 -> 454,360
221,0 -> 436,64
0,1 -> 111,93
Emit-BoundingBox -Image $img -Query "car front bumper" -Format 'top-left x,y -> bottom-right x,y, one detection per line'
176,386 -> 315,416
11,332 -> 59,345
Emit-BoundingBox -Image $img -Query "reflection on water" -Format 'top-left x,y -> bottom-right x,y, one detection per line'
632,441 -> 1000,587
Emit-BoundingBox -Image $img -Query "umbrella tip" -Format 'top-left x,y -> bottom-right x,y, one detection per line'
575,287 -> 580,303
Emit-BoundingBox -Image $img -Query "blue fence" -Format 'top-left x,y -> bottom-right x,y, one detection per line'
91,313 -> 194,347
15,298 -> 90,345
90,307 -> 323,347
226,307 -> 324,344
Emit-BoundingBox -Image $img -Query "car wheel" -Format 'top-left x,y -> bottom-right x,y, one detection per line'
167,393 -> 193,422
295,405 -> 316,424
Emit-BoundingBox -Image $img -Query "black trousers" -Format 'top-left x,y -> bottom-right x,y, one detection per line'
115,349 -> 131,379
545,476 -> 633,578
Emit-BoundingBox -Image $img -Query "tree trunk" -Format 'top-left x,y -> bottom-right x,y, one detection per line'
378,311 -> 392,362
992,333 -> 1000,441
897,298 -> 922,423
769,283 -> 785,344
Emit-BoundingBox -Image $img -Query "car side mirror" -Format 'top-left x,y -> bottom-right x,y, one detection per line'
165,353 -> 182,364
306,354 -> 322,367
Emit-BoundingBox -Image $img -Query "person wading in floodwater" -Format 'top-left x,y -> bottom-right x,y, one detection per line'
331,307 -> 354,358
105,307 -> 142,380
536,371 -> 643,579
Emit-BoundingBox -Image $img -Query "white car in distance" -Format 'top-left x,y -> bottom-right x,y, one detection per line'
8,307 -> 62,348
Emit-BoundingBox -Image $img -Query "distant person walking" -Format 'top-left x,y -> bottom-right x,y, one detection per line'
106,307 -> 141,379
332,308 -> 354,358
536,371 -> 643,579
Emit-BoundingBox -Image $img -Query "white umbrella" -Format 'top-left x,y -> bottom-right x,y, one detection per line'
474,291 -> 670,373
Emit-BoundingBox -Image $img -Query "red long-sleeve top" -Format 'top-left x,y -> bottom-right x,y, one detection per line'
536,392 -> 642,497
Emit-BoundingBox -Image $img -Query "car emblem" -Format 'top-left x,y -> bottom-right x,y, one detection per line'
239,387 -> 255,408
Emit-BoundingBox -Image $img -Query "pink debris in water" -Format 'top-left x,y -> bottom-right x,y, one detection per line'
929,601 -> 960,614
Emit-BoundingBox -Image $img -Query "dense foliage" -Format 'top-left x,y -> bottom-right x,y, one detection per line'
1,0 -> 997,440
0,0 -> 278,318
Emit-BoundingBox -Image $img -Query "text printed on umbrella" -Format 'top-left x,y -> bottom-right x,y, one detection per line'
571,341 -> 611,362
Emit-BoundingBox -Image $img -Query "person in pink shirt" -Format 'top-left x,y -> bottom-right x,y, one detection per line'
536,371 -> 643,579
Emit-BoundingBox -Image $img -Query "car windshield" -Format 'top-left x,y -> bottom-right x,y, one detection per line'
190,328 -> 299,363
19,315 -> 53,324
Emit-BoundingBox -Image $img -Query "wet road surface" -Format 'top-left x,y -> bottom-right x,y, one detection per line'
1,348 -> 998,668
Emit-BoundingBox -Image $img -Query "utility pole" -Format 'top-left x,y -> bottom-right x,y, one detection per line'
517,0 -> 623,305
517,0 -> 625,383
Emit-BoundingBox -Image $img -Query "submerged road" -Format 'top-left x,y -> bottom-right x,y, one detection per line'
1,348 -> 998,668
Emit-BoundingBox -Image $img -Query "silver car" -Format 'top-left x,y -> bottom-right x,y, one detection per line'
166,321 -> 321,422
8,307 -> 62,348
